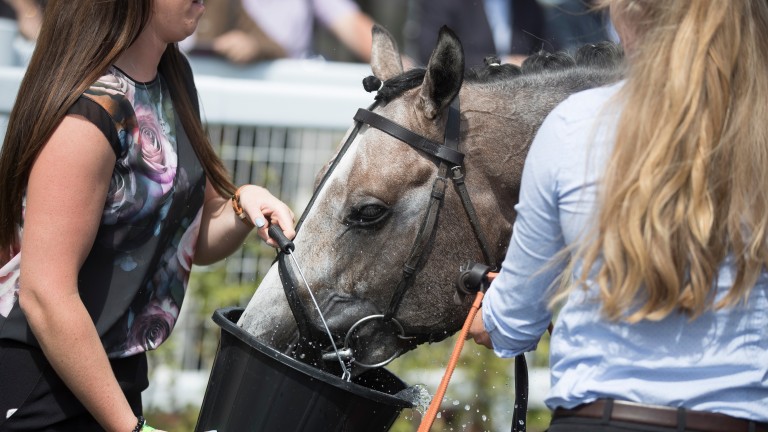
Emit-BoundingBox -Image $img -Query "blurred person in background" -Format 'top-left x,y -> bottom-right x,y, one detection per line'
0,0 -> 43,41
410,0 -> 551,69
188,0 -> 287,64
539,0 -> 615,51
184,0 -> 375,63
0,0 -> 44,66
409,0 -> 614,70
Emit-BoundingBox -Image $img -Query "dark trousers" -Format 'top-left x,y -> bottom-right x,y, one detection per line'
0,340 -> 146,431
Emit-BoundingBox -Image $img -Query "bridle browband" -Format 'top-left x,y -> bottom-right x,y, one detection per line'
275,88 -> 498,372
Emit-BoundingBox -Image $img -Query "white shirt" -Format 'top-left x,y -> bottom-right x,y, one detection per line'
482,81 -> 768,421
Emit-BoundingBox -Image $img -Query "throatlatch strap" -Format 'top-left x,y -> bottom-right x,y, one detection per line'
451,167 -> 496,269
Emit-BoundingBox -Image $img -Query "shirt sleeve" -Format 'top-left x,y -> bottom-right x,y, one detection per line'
481,105 -> 569,358
311,0 -> 360,28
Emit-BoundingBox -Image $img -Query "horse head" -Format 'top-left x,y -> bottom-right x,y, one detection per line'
238,25 -> 622,375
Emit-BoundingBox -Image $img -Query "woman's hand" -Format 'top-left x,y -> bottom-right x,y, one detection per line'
195,182 -> 296,265
467,309 -> 493,349
236,184 -> 296,248
212,30 -> 263,64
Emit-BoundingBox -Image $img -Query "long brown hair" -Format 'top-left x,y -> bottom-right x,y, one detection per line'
0,0 -> 235,264
565,0 -> 768,322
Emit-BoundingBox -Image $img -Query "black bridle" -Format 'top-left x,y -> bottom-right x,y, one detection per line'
276,94 -> 494,360
274,89 -> 530,431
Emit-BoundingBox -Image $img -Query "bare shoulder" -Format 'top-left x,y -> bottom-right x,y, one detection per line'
40,114 -> 116,173
27,114 -> 116,228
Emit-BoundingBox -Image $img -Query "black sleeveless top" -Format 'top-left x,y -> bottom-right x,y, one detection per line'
0,61 -> 207,358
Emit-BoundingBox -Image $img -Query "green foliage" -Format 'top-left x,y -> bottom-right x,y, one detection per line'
145,406 -> 200,431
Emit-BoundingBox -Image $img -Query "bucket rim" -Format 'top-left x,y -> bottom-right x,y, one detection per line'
212,307 -> 415,409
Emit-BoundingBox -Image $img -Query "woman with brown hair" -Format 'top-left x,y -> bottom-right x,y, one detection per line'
0,1 -> 295,430
469,1 -> 768,431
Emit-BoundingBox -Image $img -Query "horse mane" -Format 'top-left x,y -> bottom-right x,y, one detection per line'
465,56 -> 522,83
363,42 -> 624,101
574,41 -> 625,69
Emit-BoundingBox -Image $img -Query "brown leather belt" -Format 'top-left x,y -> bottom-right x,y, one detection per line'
553,399 -> 768,432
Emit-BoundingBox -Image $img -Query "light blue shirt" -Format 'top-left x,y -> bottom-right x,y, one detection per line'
482,81 -> 768,421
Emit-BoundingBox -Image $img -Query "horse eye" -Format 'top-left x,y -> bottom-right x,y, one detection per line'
345,204 -> 389,228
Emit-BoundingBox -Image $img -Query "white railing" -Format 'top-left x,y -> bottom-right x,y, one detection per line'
0,57 -> 374,282
0,56 -> 373,138
190,56 -> 373,128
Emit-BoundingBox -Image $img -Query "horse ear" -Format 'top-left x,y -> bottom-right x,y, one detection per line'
419,26 -> 464,120
370,24 -> 404,81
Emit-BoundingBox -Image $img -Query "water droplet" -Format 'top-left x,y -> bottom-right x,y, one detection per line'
463,404 -> 470,411
396,384 -> 432,415
452,400 -> 460,406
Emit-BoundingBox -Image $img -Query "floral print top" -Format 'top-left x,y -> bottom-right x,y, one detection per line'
0,65 -> 207,358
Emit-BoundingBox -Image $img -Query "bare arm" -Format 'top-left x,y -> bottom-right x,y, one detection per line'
18,115 -> 142,432
3,0 -> 43,40
211,0 -> 286,64
194,182 -> 295,265
327,11 -> 374,63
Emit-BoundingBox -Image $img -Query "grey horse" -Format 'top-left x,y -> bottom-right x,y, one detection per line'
238,25 -> 622,374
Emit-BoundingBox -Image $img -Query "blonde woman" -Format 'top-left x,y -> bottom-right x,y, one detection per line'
0,1 -> 294,430
469,1 -> 768,431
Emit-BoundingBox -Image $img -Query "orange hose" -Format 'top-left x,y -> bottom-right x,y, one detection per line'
416,290 -> 485,432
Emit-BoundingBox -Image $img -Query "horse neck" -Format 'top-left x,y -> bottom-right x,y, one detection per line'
458,67 -> 621,215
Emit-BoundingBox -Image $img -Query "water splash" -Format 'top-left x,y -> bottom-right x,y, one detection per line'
394,384 -> 432,414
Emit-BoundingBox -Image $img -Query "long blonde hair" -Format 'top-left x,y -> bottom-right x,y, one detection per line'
570,0 -> 768,322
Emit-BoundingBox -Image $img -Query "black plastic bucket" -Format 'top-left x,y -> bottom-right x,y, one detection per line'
194,307 -> 414,432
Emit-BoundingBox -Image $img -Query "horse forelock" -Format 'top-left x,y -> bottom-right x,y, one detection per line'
374,68 -> 427,103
